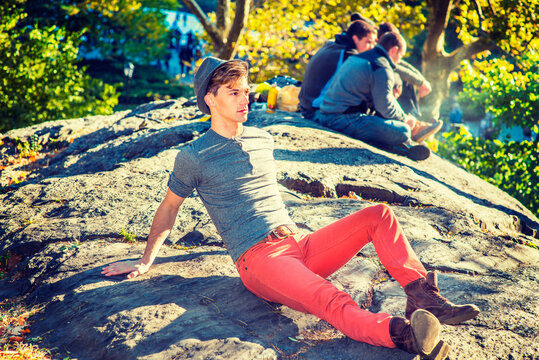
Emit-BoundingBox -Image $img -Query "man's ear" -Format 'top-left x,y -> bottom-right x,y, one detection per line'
204,93 -> 215,108
388,46 -> 400,61
351,35 -> 360,50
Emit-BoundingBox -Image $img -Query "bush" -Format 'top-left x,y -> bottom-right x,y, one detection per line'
437,127 -> 539,217
458,53 -> 538,132
0,8 -> 119,132
439,51 -> 539,218
82,59 -> 194,106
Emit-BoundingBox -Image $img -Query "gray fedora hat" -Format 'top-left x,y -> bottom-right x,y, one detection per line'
194,56 -> 239,115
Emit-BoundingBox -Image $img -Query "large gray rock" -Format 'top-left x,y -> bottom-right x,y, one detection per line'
1,99 -> 538,360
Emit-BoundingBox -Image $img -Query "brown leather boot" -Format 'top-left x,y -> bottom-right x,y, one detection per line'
405,271 -> 480,324
390,309 -> 450,360
411,120 -> 443,143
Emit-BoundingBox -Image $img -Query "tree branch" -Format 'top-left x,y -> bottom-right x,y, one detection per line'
448,36 -> 492,66
476,28 -> 525,69
486,0 -> 497,15
472,0 -> 484,30
222,0 -> 250,58
179,0 -> 224,48
423,0 -> 453,60
216,0 -> 230,33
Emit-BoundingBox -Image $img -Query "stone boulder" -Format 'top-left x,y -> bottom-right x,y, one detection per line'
1,99 -> 538,359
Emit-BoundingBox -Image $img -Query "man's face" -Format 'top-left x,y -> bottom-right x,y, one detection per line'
354,32 -> 377,53
205,76 -> 250,124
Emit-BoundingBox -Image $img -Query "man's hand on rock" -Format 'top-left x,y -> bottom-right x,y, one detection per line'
101,260 -> 150,279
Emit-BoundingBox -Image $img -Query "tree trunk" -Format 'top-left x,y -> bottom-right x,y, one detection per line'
180,0 -> 249,60
421,0 -> 493,120
421,56 -> 453,121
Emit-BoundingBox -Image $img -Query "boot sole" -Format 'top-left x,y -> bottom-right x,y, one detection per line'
406,145 -> 431,161
420,340 -> 450,360
410,309 -> 441,355
439,308 -> 481,325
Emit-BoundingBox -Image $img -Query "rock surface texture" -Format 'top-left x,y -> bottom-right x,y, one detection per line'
1,99 -> 538,360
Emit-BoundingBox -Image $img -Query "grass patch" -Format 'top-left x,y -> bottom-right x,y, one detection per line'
119,229 -> 137,243
1,135 -> 73,191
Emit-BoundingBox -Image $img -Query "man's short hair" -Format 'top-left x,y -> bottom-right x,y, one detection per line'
346,20 -> 377,40
378,31 -> 406,53
377,22 -> 399,40
350,13 -> 376,27
207,60 -> 249,96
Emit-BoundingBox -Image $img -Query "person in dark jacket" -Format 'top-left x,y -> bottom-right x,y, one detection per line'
299,20 -> 377,119
317,32 -> 441,161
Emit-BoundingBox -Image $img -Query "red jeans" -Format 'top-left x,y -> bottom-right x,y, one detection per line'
235,203 -> 427,348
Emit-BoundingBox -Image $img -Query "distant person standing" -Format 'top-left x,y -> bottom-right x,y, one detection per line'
480,113 -> 495,140
186,31 -> 196,51
182,12 -> 188,27
171,12 -> 183,51
449,97 -> 463,124
164,43 -> 174,73
179,46 -> 194,76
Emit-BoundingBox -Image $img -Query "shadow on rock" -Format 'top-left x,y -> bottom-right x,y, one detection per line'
26,253 -> 302,359
33,122 -> 209,180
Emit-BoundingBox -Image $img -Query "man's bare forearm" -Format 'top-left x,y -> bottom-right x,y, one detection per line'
101,190 -> 185,278
140,190 -> 185,267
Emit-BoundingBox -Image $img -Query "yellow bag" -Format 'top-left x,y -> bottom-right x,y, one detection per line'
277,85 -> 300,112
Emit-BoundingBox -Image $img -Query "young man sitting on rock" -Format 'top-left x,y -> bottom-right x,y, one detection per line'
102,56 -> 479,359
316,32 -> 442,161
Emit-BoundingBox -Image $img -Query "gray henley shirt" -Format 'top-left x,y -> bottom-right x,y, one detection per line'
167,126 -> 293,261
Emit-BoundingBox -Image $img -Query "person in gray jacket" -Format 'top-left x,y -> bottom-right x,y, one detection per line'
299,20 -> 377,119
377,22 -> 433,121
317,32 -> 441,161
